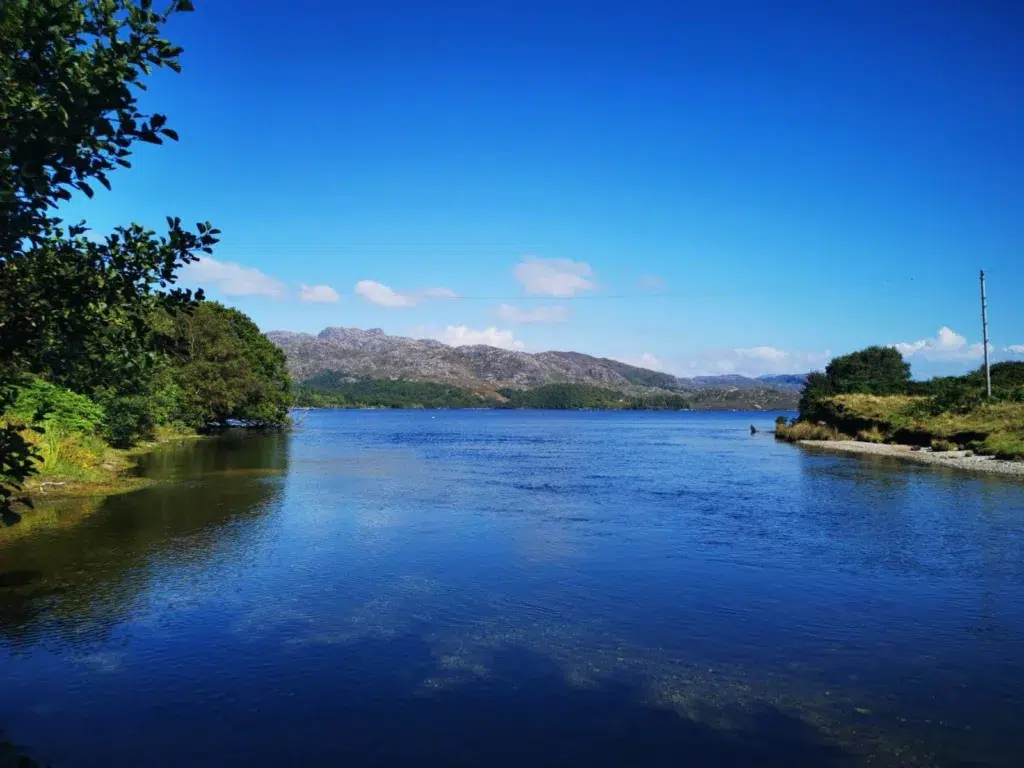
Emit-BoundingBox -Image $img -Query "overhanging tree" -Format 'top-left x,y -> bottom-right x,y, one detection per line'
1,0 -> 216,514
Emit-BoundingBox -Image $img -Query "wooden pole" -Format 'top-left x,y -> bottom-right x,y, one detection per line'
980,270 -> 991,398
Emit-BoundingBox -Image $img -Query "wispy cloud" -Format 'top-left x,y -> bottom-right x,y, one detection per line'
636,274 -> 667,292
179,257 -> 285,298
354,280 -> 456,308
420,287 -> 458,300
891,327 -> 986,361
513,257 -> 596,297
423,325 -> 525,351
299,284 -> 340,304
493,304 -> 570,324
616,353 -> 664,371
1006,345 -> 1024,354
623,347 -> 831,377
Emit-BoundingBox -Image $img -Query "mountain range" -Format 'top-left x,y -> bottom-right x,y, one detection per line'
268,327 -> 807,408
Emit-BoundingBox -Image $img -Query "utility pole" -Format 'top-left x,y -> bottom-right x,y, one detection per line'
980,269 -> 991,398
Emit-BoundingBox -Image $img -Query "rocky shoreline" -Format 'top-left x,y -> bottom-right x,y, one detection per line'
798,439 -> 1024,479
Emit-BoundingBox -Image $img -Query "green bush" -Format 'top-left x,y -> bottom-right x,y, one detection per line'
798,346 -> 911,420
8,378 -> 104,435
930,439 -> 957,453
99,393 -> 158,448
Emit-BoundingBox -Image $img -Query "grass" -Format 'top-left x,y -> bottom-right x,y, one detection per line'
774,420 -> 842,442
929,439 -> 957,453
856,426 -> 886,444
7,422 -> 200,502
977,433 -> 1024,461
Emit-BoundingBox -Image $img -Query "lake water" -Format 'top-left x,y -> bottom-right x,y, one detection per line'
2,410 -> 1023,766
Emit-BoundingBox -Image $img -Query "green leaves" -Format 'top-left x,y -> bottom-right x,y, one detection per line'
166,303 -> 292,430
0,0 -> 195,255
0,0 -> 218,515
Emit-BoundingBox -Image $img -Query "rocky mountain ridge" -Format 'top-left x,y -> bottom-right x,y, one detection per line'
268,327 -> 806,406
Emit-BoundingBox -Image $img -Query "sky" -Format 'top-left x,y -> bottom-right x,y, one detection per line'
63,0 -> 1024,378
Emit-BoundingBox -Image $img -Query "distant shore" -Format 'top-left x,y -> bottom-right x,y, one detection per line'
798,439 -> 1024,479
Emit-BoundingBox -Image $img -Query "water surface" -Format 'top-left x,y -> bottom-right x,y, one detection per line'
2,410 -> 1023,766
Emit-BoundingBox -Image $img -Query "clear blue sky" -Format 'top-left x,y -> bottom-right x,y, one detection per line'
65,0 -> 1024,377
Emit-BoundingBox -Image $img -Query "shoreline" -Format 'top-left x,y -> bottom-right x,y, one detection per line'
20,432 -> 206,504
798,439 -> 1024,479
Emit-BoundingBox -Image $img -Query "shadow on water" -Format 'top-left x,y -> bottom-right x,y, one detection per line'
0,433 -> 289,650
0,738 -> 38,768
157,631 -> 855,768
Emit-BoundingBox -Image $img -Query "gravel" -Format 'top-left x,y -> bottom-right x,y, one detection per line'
798,440 -> 1024,479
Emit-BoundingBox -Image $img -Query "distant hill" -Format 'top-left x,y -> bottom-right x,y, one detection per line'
755,374 -> 808,392
268,327 -> 803,410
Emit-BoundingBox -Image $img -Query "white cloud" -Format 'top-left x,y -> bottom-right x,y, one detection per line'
298,284 -> 340,303
513,257 -> 596,297
430,325 -> 525,351
636,274 -> 667,292
616,353 -> 664,371
354,280 -> 456,308
734,346 -> 789,362
891,327 -> 986,361
355,280 -> 416,308
179,257 -> 284,298
493,304 -> 570,324
1005,345 -> 1024,354
643,347 -> 831,378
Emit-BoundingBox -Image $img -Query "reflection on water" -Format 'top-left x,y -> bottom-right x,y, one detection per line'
0,433 -> 288,649
1,412 -> 1023,767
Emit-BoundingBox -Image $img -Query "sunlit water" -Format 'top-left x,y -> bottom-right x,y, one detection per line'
2,410 -> 1023,766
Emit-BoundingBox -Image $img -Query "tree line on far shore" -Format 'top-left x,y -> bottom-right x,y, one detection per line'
295,376 -> 694,410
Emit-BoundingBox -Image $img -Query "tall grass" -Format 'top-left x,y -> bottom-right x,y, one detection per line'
25,427 -> 109,481
775,421 -> 842,442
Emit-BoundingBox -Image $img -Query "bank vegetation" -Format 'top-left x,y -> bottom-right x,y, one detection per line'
776,346 -> 1024,461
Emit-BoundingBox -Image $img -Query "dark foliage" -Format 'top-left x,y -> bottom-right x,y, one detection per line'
798,347 -> 910,419
501,383 -> 691,410
167,303 -> 291,429
296,377 -> 694,411
297,374 -> 488,409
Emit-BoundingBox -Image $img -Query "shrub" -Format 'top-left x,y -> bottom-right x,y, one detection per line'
825,347 -> 911,396
100,393 -> 158,448
930,439 -> 957,453
8,378 -> 104,435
